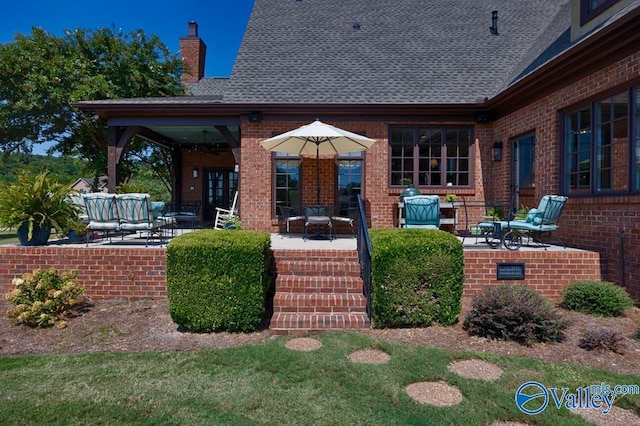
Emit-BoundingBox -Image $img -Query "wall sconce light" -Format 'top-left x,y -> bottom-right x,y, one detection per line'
192,167 -> 199,178
492,141 -> 503,161
248,111 -> 262,123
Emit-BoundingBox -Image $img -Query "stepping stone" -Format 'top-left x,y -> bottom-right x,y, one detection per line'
284,337 -> 322,352
348,349 -> 391,364
569,406 -> 640,426
406,381 -> 463,406
448,359 -> 503,381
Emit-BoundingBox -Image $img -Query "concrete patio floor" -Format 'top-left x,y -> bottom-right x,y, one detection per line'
40,228 -> 577,253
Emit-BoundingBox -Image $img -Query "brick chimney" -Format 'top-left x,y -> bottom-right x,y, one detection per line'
180,21 -> 207,83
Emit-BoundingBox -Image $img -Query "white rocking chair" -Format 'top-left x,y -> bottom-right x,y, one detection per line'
214,191 -> 239,230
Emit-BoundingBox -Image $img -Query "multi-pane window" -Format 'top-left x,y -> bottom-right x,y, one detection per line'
635,90 -> 640,189
336,152 -> 362,216
563,87 -> 638,195
513,133 -> 536,188
595,93 -> 628,192
274,152 -> 301,213
390,127 -> 473,188
580,0 -> 620,24
565,108 -> 592,193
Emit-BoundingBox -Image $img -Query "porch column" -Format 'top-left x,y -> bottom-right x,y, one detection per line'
107,126 -> 141,192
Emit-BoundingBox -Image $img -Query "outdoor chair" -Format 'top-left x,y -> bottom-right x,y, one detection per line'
164,201 -> 201,229
478,195 -> 568,250
278,205 -> 305,237
456,197 -> 508,246
403,195 -> 440,229
214,191 -> 239,230
331,207 -> 357,236
303,205 -> 333,241
116,193 -> 166,246
83,193 -> 120,246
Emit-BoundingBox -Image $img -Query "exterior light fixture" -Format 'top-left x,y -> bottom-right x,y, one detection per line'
192,167 -> 199,178
492,141 -> 503,161
248,112 -> 262,123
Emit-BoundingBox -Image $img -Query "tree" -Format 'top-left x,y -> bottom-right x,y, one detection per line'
0,26 -> 184,188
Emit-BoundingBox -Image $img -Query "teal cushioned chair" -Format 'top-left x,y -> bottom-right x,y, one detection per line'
403,195 -> 440,229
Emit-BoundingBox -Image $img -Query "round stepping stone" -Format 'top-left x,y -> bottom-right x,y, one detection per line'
570,406 -> 640,426
348,349 -> 391,364
406,381 -> 463,406
448,359 -> 503,381
284,337 -> 322,352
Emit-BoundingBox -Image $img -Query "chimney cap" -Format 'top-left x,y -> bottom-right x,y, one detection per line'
187,21 -> 199,37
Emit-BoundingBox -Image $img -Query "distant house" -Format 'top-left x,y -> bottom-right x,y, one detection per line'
69,176 -> 108,194
75,0 -> 640,298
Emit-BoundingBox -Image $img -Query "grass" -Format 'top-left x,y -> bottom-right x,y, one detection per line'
0,228 -> 18,245
0,332 -> 638,425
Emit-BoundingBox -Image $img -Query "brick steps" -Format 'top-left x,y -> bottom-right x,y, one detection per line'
270,249 -> 370,335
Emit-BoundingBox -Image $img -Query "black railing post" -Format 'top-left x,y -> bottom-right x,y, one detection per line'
356,195 -> 372,317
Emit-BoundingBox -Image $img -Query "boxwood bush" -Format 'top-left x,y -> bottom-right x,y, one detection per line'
370,228 -> 464,328
166,229 -> 272,332
562,280 -> 634,317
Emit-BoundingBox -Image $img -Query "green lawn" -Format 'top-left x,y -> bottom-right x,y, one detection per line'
0,333 -> 638,425
0,229 -> 18,245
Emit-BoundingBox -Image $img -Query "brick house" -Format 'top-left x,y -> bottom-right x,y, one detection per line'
75,0 -> 640,298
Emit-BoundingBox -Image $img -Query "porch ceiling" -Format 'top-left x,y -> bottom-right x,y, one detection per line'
146,125 -> 239,148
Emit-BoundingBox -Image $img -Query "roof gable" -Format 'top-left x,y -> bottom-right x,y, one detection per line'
225,0 -> 568,104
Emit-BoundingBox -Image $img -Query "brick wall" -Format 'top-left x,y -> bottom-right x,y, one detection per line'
0,246 -> 601,303
489,51 -> 640,298
239,120 -> 489,233
0,247 -> 167,300
464,249 -> 603,301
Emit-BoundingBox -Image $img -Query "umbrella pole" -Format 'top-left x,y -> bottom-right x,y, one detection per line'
316,143 -> 320,205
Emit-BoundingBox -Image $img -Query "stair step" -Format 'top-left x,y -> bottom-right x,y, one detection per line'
270,312 -> 371,335
275,275 -> 363,293
275,260 -> 361,277
273,293 -> 367,313
272,249 -> 359,262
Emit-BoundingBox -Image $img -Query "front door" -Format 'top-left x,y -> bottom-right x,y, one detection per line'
203,168 -> 238,222
511,133 -> 536,212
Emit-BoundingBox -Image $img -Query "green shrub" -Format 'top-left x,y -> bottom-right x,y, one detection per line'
370,228 -> 464,328
562,280 -> 634,317
463,285 -> 569,345
166,229 -> 272,333
5,268 -> 85,328
579,328 -> 627,354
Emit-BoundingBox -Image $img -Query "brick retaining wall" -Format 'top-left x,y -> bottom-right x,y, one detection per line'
0,246 -> 167,300
0,246 -> 602,302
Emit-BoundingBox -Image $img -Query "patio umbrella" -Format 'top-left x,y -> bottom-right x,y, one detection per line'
260,120 -> 376,205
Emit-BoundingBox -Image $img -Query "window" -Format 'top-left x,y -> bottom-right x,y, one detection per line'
336,152 -> 362,216
564,108 -> 592,193
390,126 -> 473,188
513,133 -> 536,189
563,87 -> 638,195
580,0 -> 620,25
274,152 -> 301,213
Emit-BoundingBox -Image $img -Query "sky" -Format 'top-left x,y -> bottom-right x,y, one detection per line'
0,0 -> 255,78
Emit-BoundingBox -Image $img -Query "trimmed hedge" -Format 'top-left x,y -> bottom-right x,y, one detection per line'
166,230 -> 272,332
370,228 -> 464,328
562,280 -> 634,317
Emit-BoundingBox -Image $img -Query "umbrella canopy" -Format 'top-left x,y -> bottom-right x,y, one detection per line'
260,120 -> 376,204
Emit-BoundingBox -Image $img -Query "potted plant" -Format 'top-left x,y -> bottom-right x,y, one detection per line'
0,171 -> 82,246
399,178 -> 421,201
223,216 -> 243,230
67,219 -> 88,243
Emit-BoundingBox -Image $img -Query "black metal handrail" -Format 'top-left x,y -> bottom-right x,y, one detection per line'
356,194 -> 372,316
